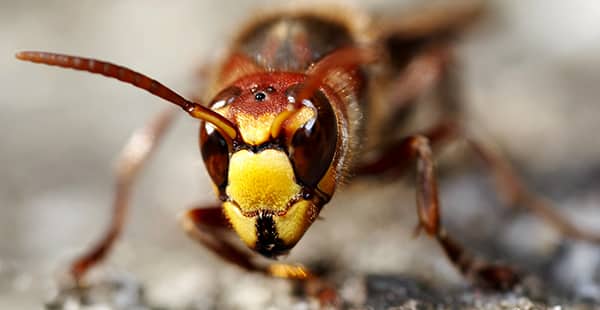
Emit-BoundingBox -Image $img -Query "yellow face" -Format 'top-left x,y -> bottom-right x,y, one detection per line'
222,149 -> 318,256
199,74 -> 340,257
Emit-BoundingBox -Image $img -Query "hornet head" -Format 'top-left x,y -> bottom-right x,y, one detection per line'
200,72 -> 341,257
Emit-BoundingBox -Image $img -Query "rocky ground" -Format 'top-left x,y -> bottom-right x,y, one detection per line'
2,1 -> 600,309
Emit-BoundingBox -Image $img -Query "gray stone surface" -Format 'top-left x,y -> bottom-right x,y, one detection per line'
2,1 -> 600,309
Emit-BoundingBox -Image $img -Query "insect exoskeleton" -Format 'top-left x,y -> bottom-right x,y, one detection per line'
200,70 -> 345,256
14,5 -> 373,279
197,6 -> 372,257
24,2 -> 596,292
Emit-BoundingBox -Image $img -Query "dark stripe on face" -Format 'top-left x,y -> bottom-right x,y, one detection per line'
255,212 -> 287,258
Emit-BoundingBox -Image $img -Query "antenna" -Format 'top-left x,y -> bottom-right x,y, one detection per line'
270,47 -> 378,138
16,51 -> 238,140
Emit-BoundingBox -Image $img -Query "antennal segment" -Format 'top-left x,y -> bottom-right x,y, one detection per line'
296,46 -> 378,105
16,51 -> 238,140
270,47 -> 379,138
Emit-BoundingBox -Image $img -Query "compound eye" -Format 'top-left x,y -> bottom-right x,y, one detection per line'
199,86 -> 240,189
288,89 -> 338,188
200,123 -> 229,189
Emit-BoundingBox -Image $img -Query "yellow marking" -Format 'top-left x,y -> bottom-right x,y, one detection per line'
210,183 -> 220,199
317,164 -> 337,197
189,108 -> 237,139
235,113 -> 277,145
223,201 -> 257,247
273,200 -> 316,247
269,105 -> 317,140
235,106 -> 315,145
267,263 -> 312,280
224,150 -> 321,252
227,149 -> 300,214
281,106 -> 315,138
269,109 -> 295,138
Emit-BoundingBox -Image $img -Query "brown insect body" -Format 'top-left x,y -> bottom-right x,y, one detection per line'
195,10 -> 375,257
16,2 -> 600,293
214,14 -> 363,187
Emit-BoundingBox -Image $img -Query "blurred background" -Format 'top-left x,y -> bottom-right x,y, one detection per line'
1,0 -> 600,308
